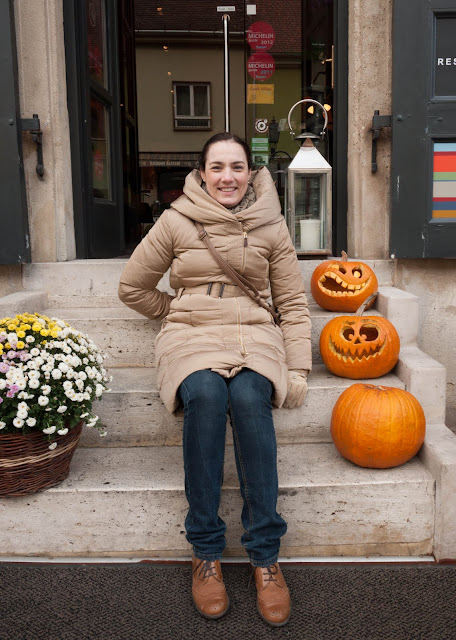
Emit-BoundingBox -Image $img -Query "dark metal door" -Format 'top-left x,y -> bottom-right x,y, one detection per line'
391,0 -> 456,258
0,0 -> 30,264
65,0 -> 124,258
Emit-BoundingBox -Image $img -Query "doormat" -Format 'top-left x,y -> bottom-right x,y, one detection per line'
0,563 -> 455,640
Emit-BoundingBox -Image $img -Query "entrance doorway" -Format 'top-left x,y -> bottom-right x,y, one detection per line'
135,0 -> 340,254
66,0 -> 346,258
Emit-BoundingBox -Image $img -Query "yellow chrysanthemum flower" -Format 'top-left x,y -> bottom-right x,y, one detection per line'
7,324 -> 17,331
50,331 -> 59,338
17,331 -> 26,338
5,342 -> 11,350
32,323 -> 42,332
40,329 -> 49,337
16,341 -> 25,349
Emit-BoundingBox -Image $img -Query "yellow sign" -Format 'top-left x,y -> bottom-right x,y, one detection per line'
247,84 -> 274,104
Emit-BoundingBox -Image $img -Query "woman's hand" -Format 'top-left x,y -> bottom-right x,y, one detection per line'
283,370 -> 309,409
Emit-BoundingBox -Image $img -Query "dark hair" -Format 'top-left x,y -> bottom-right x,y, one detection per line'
198,132 -> 253,170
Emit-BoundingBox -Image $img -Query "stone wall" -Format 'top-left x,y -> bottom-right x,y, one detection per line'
394,260 -> 456,430
13,0 -> 75,263
347,0 -> 392,259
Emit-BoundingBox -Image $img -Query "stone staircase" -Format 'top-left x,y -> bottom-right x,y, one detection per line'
2,259 -> 456,561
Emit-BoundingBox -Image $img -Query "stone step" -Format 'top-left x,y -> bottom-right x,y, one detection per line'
40,304 -> 385,367
22,259 -> 394,307
84,364 -> 405,448
0,443 -> 434,558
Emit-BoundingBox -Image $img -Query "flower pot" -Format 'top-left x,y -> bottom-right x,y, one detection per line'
0,421 -> 83,497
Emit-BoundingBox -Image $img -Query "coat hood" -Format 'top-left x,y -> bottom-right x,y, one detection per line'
171,166 -> 283,231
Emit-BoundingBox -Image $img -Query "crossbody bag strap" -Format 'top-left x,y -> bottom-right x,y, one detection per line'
195,221 -> 280,325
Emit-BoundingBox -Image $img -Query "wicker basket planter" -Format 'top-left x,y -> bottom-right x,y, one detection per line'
0,421 -> 83,497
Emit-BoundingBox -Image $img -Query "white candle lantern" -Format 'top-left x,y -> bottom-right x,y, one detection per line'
287,99 -> 332,254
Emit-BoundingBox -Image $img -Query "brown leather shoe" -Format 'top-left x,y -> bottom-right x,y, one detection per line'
192,555 -> 229,619
253,562 -> 291,626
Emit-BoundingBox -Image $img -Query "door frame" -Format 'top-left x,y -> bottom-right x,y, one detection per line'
63,0 -> 124,258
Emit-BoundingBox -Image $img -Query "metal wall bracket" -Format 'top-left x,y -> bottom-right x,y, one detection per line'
371,110 -> 392,173
21,114 -> 44,178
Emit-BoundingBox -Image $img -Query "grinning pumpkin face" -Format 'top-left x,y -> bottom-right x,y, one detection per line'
311,255 -> 378,312
320,314 -> 400,379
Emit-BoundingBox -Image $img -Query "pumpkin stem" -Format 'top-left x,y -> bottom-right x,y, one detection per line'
355,291 -> 379,316
341,250 -> 348,261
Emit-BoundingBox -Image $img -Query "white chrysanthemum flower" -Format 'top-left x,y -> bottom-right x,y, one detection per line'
75,379 -> 84,391
75,393 -> 84,402
13,417 -> 24,428
0,379 -> 6,390
18,401 -> 29,411
63,381 -> 72,390
58,362 -> 69,373
26,417 -> 37,427
51,369 -> 62,380
16,409 -> 28,420
82,358 -> 89,365
63,346 -> 72,355
28,370 -> 40,380
82,392 -> 90,401
0,421 -> 6,429
78,371 -> 87,381
80,412 -> 89,418
25,335 -> 35,343
41,385 -> 51,395
48,442 -> 57,450
35,357 -> 44,367
57,428 -> 69,436
43,426 -> 56,434
57,405 -> 67,413
16,379 -> 26,391
7,332 -> 18,343
57,320 -> 66,329
95,384 -> 104,397
66,369 -> 75,379
28,379 -> 40,389
38,395 -> 49,406
18,391 -> 28,399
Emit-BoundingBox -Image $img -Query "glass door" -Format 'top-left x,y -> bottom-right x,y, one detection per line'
135,1 -> 246,236
86,0 -> 124,257
134,0 -> 337,253
244,0 -> 334,254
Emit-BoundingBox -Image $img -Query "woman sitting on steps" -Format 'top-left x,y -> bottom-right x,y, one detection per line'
118,131 -> 311,627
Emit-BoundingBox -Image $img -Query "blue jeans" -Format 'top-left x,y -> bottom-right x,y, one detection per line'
178,368 -> 287,567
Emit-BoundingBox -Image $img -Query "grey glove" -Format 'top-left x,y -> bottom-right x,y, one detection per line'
283,370 -> 309,409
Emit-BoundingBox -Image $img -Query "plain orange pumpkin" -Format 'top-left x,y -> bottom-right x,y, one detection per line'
311,252 -> 378,312
319,293 -> 400,379
330,384 -> 426,468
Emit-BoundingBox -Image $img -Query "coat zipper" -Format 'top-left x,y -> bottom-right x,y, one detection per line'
241,231 -> 248,274
234,297 -> 248,356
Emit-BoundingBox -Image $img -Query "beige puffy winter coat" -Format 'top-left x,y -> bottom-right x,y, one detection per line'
118,167 -> 311,413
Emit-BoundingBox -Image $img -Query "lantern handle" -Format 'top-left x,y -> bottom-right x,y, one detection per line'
287,99 -> 329,140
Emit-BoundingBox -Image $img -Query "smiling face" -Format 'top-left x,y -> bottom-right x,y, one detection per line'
200,140 -> 252,208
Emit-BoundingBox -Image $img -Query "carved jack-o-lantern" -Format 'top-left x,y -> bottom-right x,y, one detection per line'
311,251 -> 378,311
320,293 -> 400,379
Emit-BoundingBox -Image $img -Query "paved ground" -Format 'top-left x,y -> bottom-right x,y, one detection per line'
0,562 -> 455,640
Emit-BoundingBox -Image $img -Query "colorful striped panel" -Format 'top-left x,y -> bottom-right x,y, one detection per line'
433,143 -> 456,218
